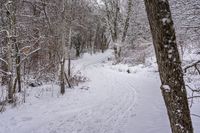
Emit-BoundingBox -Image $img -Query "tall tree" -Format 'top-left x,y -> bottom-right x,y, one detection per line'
103,0 -> 120,43
144,0 -> 193,132
60,0 -> 67,95
5,0 -> 16,103
121,0 -> 133,42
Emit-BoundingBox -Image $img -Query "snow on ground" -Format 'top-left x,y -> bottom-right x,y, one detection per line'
0,50 -> 199,133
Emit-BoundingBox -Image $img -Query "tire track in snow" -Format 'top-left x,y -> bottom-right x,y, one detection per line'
7,51 -> 138,133
74,64 -> 138,133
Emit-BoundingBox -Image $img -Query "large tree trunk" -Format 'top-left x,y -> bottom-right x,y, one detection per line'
144,0 -> 193,133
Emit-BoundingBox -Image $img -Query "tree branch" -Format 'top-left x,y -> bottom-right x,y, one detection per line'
0,58 -> 8,66
18,48 -> 41,66
183,60 -> 200,73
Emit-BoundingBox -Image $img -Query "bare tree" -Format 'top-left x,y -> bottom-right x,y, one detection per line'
103,0 -> 120,43
144,0 -> 193,132
121,0 -> 133,42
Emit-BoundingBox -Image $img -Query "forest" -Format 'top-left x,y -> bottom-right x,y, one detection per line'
0,0 -> 200,133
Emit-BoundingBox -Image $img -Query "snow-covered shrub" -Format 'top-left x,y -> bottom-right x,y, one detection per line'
69,70 -> 89,87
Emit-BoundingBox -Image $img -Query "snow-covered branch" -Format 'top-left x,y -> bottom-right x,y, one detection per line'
0,58 -> 8,66
18,48 -> 41,66
0,69 -> 11,75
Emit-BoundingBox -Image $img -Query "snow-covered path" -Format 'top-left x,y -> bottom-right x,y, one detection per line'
1,50 -> 199,133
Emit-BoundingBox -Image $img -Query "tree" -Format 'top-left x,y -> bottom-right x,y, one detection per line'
4,0 -> 17,103
103,0 -> 120,43
121,0 -> 133,42
59,0 -> 67,95
144,0 -> 193,132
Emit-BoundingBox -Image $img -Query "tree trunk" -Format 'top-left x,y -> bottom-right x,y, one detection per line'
60,0 -> 67,95
13,1 -> 21,93
60,58 -> 65,94
1,55 -> 8,86
7,42 -> 13,103
144,0 -> 193,133
15,44 -> 21,92
121,0 -> 132,42
6,0 -> 15,103
68,27 -> 71,77
75,46 -> 80,57
104,0 -> 119,43
68,56 -> 71,77
113,0 -> 119,43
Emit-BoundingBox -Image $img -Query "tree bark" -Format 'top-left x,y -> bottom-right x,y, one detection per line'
121,0 -> 132,42
60,0 -> 66,94
68,27 -> 72,77
16,51 -> 21,92
60,58 -> 65,94
113,0 -> 119,42
15,43 -> 21,93
104,0 -> 119,43
7,37 -> 13,103
1,54 -> 8,86
12,0 -> 21,93
144,0 -> 193,133
6,0 -> 15,103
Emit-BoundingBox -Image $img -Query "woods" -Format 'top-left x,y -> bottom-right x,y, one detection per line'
0,0 -> 110,99
0,0 -> 200,133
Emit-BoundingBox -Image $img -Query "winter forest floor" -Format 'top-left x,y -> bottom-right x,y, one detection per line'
0,50 -> 200,133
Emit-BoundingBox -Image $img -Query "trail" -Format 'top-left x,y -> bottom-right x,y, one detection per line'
0,50 -> 172,133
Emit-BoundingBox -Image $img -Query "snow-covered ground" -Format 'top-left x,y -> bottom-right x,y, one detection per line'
0,50 -> 199,133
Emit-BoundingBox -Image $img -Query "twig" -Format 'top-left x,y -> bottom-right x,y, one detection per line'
18,48 -> 41,66
0,69 -> 11,75
188,96 -> 200,99
0,58 -> 8,66
191,114 -> 200,118
184,60 -> 200,73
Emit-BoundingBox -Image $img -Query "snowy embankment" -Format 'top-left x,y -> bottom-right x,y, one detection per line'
0,50 -> 199,133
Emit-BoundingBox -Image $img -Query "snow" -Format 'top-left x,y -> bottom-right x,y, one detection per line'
162,18 -> 171,25
162,85 -> 171,92
0,50 -> 200,133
